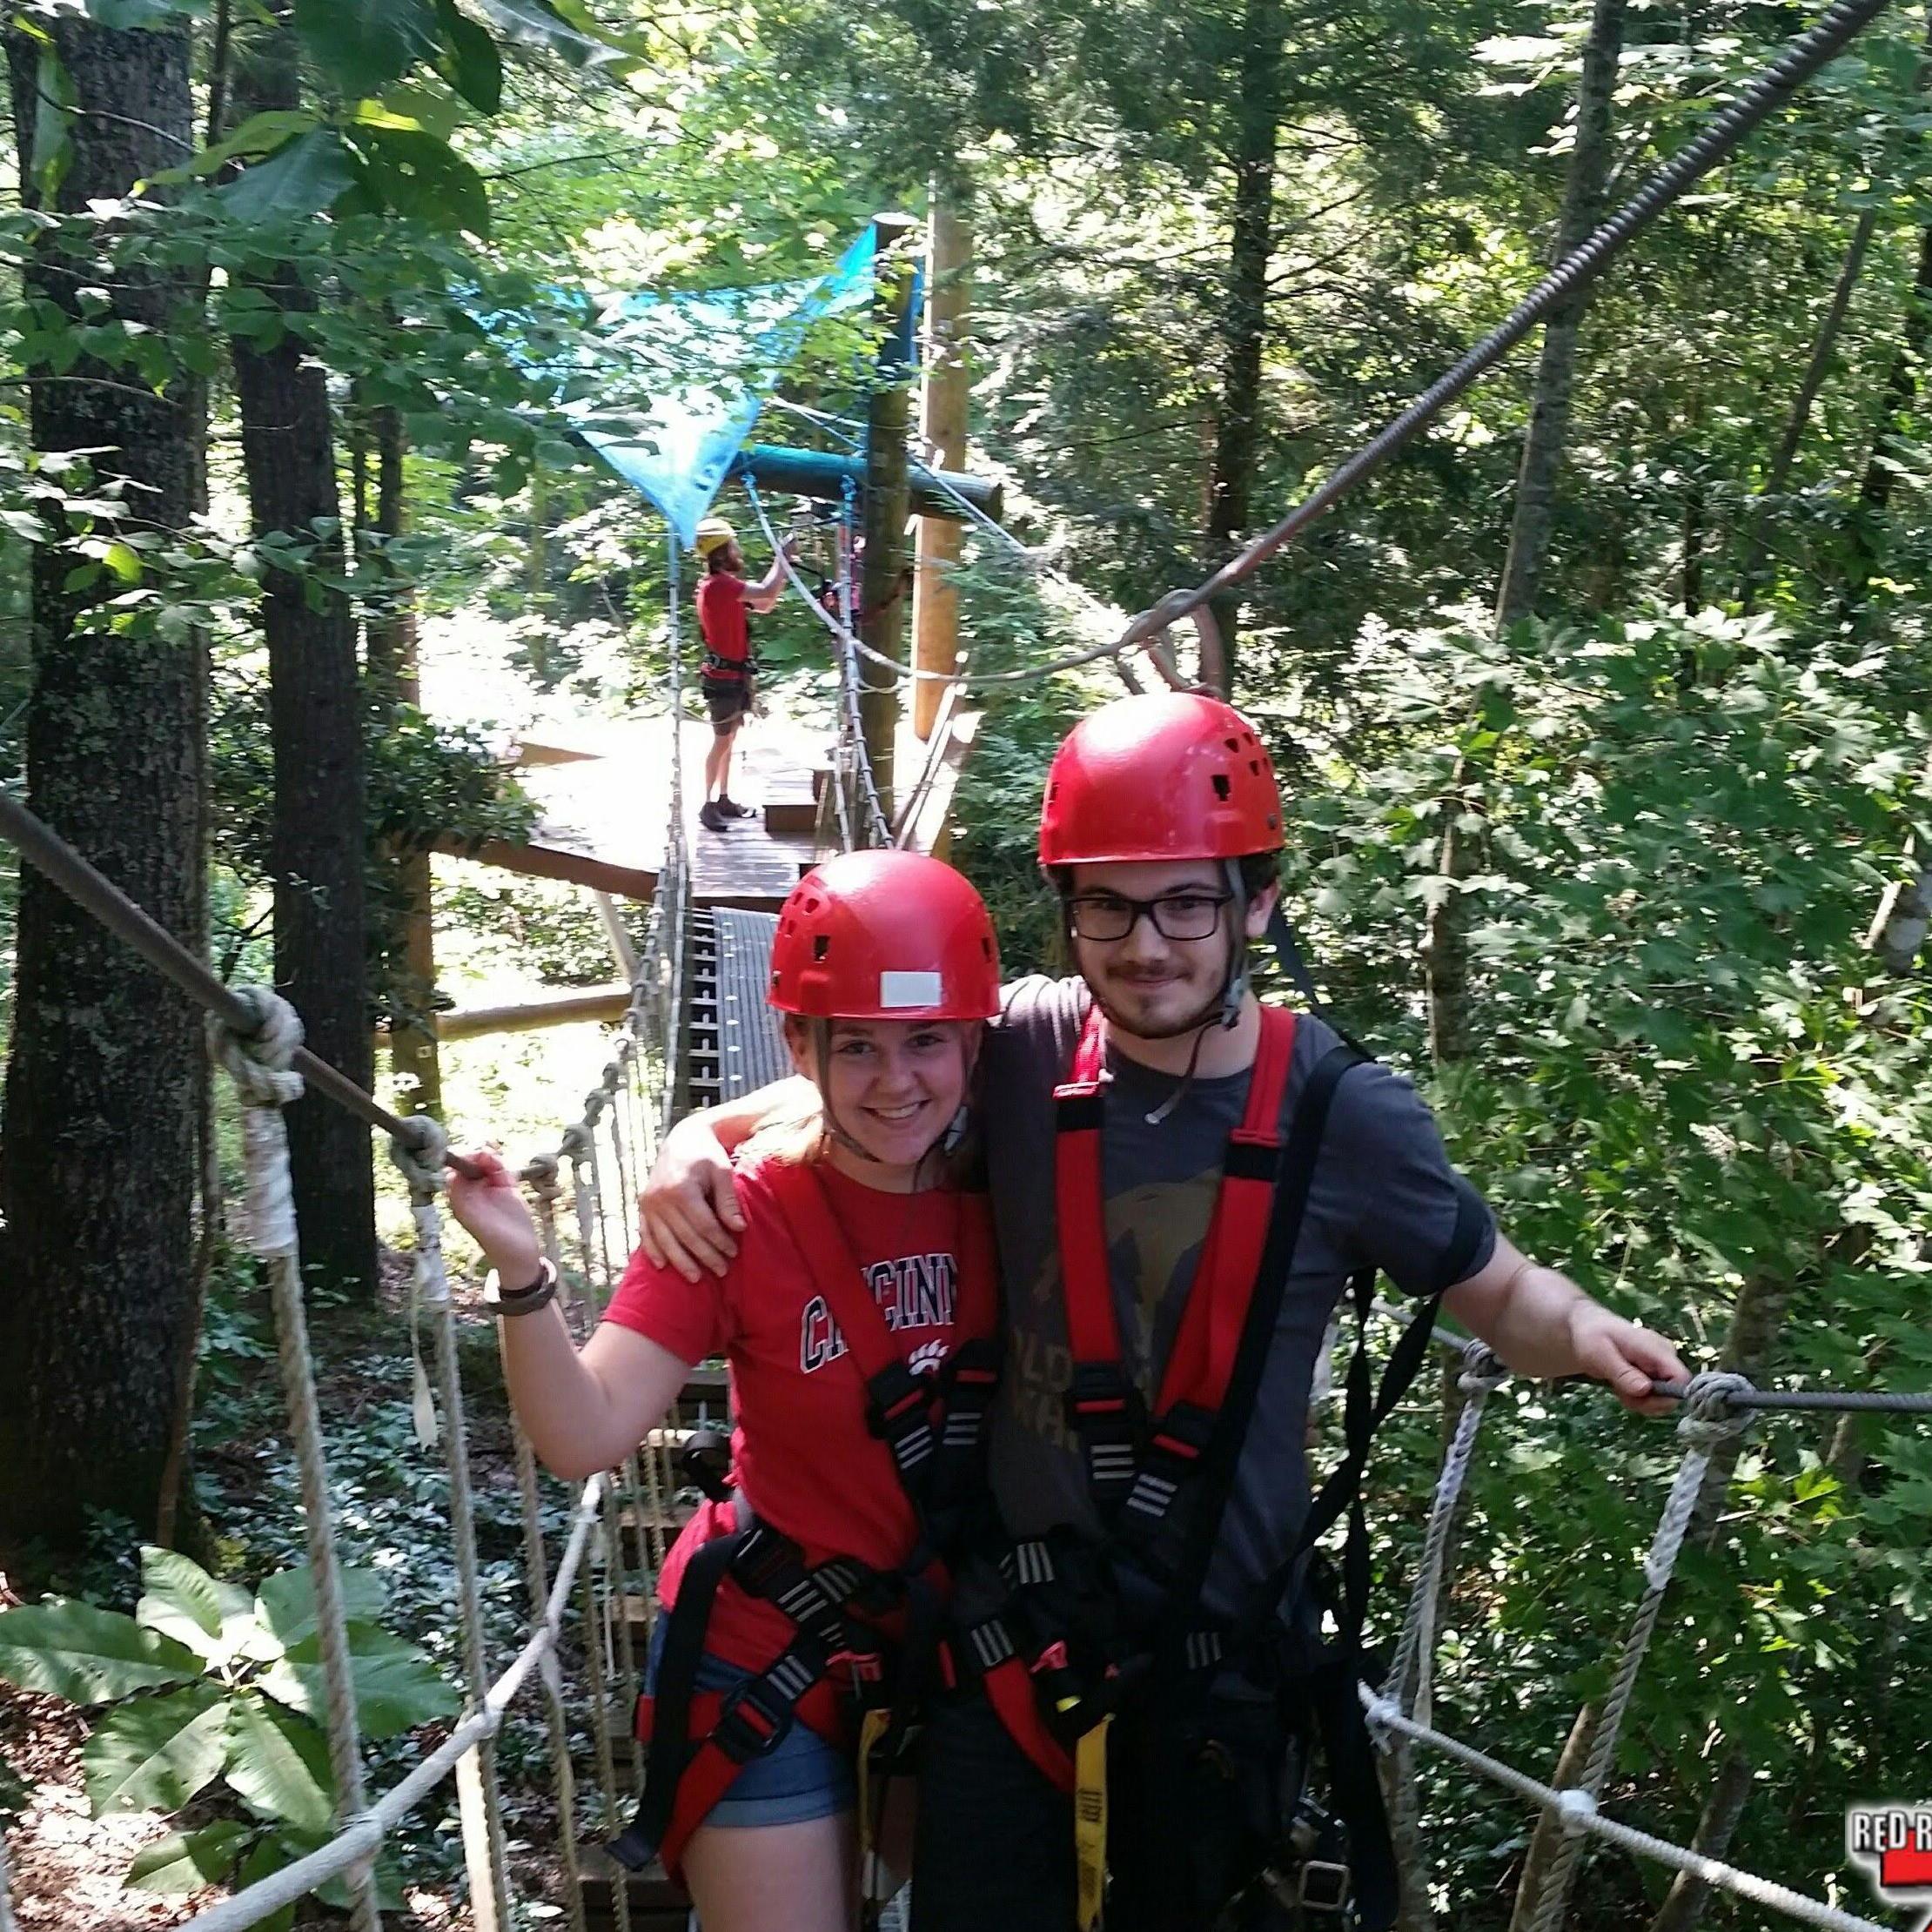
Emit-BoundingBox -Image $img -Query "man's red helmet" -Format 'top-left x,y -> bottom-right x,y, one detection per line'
1038,692 -> 1283,867
769,850 -> 1002,1021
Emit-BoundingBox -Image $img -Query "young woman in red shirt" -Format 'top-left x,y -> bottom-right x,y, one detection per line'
448,849 -> 1002,1932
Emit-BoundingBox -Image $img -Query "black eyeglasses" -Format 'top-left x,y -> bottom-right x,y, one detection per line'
1066,891 -> 1233,943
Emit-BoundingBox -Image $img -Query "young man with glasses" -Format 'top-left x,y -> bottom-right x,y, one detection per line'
636,692 -> 1687,1930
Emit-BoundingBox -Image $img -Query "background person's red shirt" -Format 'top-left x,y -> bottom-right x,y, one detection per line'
601,1151 -> 996,1674
695,570 -> 749,674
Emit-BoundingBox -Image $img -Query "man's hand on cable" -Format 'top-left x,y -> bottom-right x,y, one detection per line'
637,1114 -> 745,1281
1567,1303 -> 1691,1418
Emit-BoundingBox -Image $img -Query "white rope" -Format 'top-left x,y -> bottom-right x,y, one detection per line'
1361,1690 -> 1889,1932
211,992 -> 382,1932
1381,1340 -> 1508,1734
513,1418 -> 590,1932
389,1117 -> 515,1929
1526,1372 -> 1757,1932
176,1480 -> 605,1932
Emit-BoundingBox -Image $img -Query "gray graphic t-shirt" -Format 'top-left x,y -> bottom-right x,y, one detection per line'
976,976 -> 1496,1623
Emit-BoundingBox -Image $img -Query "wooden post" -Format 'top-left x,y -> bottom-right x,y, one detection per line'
859,212 -> 919,836
913,195 -> 970,740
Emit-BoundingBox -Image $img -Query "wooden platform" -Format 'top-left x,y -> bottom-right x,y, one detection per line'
434,710 -> 825,912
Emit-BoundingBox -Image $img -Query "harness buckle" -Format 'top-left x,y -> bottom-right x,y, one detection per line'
711,1676 -> 796,1762
1297,1859 -> 1352,1915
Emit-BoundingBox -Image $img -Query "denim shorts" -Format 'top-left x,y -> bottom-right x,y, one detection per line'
645,1613 -> 856,1828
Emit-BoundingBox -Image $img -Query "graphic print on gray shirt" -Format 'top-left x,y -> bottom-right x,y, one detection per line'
977,975 -> 1496,1623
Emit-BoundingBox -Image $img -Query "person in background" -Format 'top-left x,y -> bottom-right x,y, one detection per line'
694,515 -> 792,833
448,849 -> 1003,1932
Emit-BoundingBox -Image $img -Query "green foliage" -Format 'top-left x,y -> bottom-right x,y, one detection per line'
0,1546 -> 453,1909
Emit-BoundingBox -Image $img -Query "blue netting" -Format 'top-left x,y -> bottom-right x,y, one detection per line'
573,227 -> 880,547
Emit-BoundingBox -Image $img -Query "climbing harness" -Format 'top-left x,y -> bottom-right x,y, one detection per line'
949,992 -> 1475,1930
610,1158 -> 1000,1888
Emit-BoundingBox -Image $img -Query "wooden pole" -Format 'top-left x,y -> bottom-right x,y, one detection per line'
913,195 -> 970,740
860,212 -> 919,835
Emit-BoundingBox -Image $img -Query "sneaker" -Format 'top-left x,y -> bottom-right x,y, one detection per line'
717,796 -> 756,820
698,800 -> 729,831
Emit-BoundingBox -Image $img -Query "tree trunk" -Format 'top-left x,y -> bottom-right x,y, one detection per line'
1841,219 -> 1932,621
0,18 -> 205,1551
1645,1749 -> 1756,1932
368,406 -> 442,1117
1204,0 -> 1283,690
228,10 -> 377,1291
1507,1705 -> 1600,1932
1494,0 -> 1627,627
1421,755 -> 1480,1067
1737,204 -> 1880,612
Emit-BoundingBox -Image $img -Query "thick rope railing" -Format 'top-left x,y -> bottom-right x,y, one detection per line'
390,1115 -> 516,1928
175,1479 -> 607,1932
1359,1345 -> 1928,1932
1361,1691 -> 1894,1932
0,524 -> 698,1929
210,993 -> 383,1932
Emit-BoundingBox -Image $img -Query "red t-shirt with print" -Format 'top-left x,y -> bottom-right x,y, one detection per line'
695,571 -> 749,673
600,1151 -> 996,1677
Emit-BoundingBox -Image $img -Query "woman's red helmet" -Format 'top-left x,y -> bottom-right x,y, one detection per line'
769,850 -> 1002,1021
1037,692 -> 1283,867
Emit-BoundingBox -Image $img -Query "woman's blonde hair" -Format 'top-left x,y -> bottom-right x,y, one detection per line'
741,1016 -> 983,1187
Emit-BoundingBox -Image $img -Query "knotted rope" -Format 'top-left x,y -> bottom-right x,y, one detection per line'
210,990 -> 382,1932
1523,1372 -> 1756,1932
389,1115 -> 513,1929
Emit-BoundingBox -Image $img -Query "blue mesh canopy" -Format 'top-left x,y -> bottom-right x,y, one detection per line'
575,227 -> 878,547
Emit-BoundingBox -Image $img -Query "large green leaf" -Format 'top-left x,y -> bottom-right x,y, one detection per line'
83,1684 -> 231,1815
136,1546 -> 254,1665
125,1821 -> 254,1895
434,0 -> 502,113
29,40 -> 75,197
273,1829 -> 407,1912
0,1602 -> 201,1704
217,128 -> 361,224
258,1625 -> 459,1741
346,124 -> 489,238
293,0 -> 440,96
224,1694 -> 335,1835
254,1566 -> 386,1654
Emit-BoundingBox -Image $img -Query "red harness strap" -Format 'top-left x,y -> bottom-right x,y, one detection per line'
638,1671 -> 852,1871
1053,1001 -> 1297,1507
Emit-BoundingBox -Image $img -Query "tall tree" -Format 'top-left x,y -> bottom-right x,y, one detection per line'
1494,0 -> 1628,627
227,4 -> 378,1291
1203,0 -> 1284,685
0,15 -> 204,1548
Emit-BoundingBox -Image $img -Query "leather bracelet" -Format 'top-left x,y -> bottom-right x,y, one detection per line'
484,1255 -> 559,1317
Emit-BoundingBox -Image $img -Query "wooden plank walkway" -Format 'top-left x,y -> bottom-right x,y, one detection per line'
445,709 -> 827,911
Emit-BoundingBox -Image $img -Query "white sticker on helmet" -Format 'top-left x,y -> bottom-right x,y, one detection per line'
880,970 -> 943,1009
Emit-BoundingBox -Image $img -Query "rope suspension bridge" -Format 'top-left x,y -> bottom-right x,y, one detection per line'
2,3 -> 1929,1925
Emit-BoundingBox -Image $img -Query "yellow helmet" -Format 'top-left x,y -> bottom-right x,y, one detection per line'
694,517 -> 737,559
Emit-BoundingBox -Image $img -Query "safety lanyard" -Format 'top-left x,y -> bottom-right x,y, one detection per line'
1052,1002 -> 1297,1509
